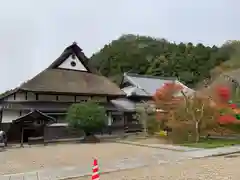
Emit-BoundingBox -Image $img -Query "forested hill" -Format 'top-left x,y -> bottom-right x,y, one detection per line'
89,34 -> 238,88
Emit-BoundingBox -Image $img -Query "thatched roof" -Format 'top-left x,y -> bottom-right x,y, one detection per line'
0,43 -> 125,99
19,69 -> 125,96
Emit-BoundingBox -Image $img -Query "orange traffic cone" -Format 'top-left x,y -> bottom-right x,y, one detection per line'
92,158 -> 100,180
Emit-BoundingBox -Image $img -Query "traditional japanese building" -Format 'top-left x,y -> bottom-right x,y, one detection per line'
0,43 -> 125,144
111,73 -> 194,125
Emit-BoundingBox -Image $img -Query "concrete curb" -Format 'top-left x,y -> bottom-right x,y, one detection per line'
186,146 -> 240,159
59,164 -> 150,180
114,140 -> 201,152
1,165 -> 150,180
58,159 -> 180,180
203,150 -> 240,158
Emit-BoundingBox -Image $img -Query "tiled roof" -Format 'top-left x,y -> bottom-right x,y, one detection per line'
123,73 -> 193,96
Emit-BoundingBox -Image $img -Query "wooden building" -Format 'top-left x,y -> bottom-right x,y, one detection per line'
0,43 -> 125,144
111,73 -> 194,127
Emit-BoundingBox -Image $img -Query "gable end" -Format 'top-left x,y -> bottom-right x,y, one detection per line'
48,42 -> 94,73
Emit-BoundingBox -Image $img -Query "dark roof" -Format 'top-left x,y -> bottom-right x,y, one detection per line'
0,43 -> 125,99
48,42 -> 97,73
13,110 -> 56,124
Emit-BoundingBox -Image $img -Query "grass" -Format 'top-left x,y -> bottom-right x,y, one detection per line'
182,138 -> 240,149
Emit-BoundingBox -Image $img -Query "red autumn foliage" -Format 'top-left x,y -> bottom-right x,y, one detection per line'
154,83 -> 239,126
216,86 -> 230,103
215,85 -> 240,124
153,82 -> 184,121
218,114 -> 236,124
229,103 -> 237,109
153,82 -> 183,103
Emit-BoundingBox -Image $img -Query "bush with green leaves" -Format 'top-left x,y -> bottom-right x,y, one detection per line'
66,101 -> 107,136
147,115 -> 160,135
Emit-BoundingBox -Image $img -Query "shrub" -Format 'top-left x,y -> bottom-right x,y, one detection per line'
66,101 -> 107,137
147,115 -> 159,135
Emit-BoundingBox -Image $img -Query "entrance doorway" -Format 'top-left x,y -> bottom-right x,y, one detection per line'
11,110 -> 56,146
23,127 -> 44,143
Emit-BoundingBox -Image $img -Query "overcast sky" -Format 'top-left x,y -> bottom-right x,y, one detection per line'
0,0 -> 239,93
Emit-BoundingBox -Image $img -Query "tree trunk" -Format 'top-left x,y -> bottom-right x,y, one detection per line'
195,122 -> 200,143
20,127 -> 24,147
141,110 -> 148,137
82,132 -> 100,143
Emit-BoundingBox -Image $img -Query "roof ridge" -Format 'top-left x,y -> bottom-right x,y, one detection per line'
124,72 -> 177,80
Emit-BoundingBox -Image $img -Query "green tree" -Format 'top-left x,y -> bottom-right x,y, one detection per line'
66,101 -> 107,138
90,34 -> 232,88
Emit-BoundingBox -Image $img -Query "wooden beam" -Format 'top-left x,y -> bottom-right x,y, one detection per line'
0,109 -> 2,128
25,92 -> 28,100
20,127 -> 24,147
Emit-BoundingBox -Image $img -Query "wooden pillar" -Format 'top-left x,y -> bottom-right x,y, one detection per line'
124,113 -> 128,125
20,127 -> 24,147
107,112 -> 112,126
43,124 -> 47,146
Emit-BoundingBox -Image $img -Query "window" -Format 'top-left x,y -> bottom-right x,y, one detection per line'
70,61 -> 76,67
71,54 -> 76,59
112,114 -> 123,125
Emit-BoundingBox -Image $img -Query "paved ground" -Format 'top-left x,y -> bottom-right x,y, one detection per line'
70,155 -> 240,180
1,143 -> 240,179
0,143 -> 186,175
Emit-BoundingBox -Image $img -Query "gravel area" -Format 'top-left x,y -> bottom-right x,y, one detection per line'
0,143 -> 183,175
69,156 -> 240,180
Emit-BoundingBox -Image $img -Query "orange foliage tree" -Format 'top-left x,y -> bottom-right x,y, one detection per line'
153,82 -> 240,142
153,82 -> 219,143
153,82 -> 184,129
